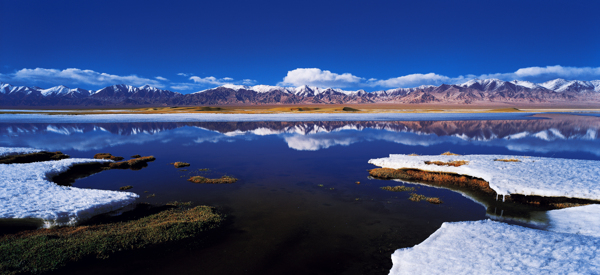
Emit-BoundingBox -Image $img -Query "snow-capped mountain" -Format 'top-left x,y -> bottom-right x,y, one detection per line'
2,78 -> 600,107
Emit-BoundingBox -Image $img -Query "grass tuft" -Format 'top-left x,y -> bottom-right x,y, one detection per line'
494,158 -> 521,162
407,153 -> 420,156
187,175 -> 238,184
409,193 -> 443,204
0,205 -> 223,275
109,156 -> 156,170
424,160 -> 469,167
380,185 -> 415,192
172,162 -> 190,168
119,185 -> 133,190
342,107 -> 360,112
93,153 -> 124,161
440,151 -> 461,156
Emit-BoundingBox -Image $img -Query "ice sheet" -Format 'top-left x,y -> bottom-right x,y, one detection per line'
547,204 -> 600,237
369,154 -> 600,200
390,220 -> 600,275
0,157 -> 139,227
0,147 -> 42,158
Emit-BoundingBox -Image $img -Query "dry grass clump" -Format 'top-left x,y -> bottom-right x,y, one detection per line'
119,185 -> 133,190
424,160 -> 469,167
369,168 -> 495,195
172,162 -> 190,168
408,193 -> 426,202
425,197 -> 443,204
441,151 -> 461,156
131,154 -> 141,158
0,205 -> 223,274
380,185 -> 415,192
109,156 -> 156,170
0,151 -> 69,164
342,107 -> 360,112
408,153 -> 420,156
494,158 -> 521,162
409,193 -> 443,204
188,175 -> 238,184
93,153 -> 124,161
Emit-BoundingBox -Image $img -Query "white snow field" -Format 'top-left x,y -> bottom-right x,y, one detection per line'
369,154 -> 600,200
0,157 -> 139,227
547,204 -> 600,237
0,147 -> 42,158
389,219 -> 600,275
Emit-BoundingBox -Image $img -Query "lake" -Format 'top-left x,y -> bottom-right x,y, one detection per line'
1,113 -> 599,274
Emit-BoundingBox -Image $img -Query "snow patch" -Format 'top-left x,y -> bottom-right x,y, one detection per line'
390,219 -> 600,275
368,154 -> 600,200
0,156 -> 138,227
547,204 -> 600,237
0,147 -> 42,158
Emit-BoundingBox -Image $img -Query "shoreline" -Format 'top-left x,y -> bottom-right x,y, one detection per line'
1,104 -> 599,115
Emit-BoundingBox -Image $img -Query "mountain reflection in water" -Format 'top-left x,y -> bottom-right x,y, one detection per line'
1,114 -> 599,156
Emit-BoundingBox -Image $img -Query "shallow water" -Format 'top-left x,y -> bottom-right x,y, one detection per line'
2,114 -> 600,274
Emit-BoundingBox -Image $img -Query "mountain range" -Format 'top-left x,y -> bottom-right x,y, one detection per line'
2,78 -> 600,107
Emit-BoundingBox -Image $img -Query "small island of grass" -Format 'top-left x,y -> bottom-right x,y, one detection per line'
188,175 -> 238,184
0,203 -> 223,275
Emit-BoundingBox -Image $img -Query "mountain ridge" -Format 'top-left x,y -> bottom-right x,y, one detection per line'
1,78 -> 600,107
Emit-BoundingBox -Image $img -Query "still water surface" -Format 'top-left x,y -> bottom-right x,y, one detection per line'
1,113 -> 599,274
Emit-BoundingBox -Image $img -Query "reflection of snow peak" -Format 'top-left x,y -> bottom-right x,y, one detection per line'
389,219 -> 600,275
369,154 -> 600,200
0,156 -> 138,227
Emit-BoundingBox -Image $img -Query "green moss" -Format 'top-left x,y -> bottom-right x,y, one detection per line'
0,205 -> 223,274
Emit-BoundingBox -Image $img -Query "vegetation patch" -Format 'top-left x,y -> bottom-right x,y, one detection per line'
0,151 -> 69,164
440,151 -> 461,156
108,156 -> 156,170
188,175 -> 238,184
52,156 -> 156,186
408,153 -> 420,156
369,168 -> 495,195
369,168 -> 599,209
486,107 -> 521,112
424,160 -> 469,167
172,162 -> 190,168
409,193 -> 443,204
494,158 -> 521,162
0,204 -> 223,275
290,107 -> 320,112
196,107 -> 223,112
342,107 -> 360,112
131,154 -> 141,158
119,185 -> 133,190
380,185 -> 415,192
93,153 -> 124,161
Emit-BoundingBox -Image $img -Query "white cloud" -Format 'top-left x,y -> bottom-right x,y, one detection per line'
479,65 -> 600,83
279,68 -> 363,88
155,76 -> 168,81
169,76 -> 258,92
369,73 -> 459,88
177,73 -> 189,77
279,66 -> 600,89
242,79 -> 257,85
0,68 -> 164,88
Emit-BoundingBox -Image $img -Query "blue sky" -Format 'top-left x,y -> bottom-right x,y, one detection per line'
1,0 -> 599,93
